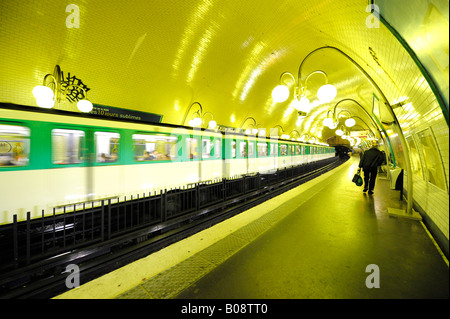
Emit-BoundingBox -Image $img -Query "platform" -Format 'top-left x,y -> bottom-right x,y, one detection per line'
55,157 -> 449,299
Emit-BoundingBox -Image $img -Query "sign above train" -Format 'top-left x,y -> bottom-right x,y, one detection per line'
90,104 -> 163,124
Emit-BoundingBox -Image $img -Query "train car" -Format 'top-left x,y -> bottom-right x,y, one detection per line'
0,104 -> 335,225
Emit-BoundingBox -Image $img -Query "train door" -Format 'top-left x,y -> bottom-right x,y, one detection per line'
50,126 -> 92,204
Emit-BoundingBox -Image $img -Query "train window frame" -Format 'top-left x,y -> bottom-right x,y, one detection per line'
132,132 -> 178,162
239,140 -> 247,158
202,137 -> 213,159
51,128 -> 86,165
186,136 -> 199,160
0,123 -> 30,168
257,142 -> 268,157
231,140 -> 236,158
280,144 -> 287,156
94,131 -> 120,164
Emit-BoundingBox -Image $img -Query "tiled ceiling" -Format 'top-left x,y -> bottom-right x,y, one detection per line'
0,0 -> 446,145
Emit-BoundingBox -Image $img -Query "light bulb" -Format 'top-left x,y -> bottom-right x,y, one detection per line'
317,84 -> 337,103
297,96 -> 310,112
208,120 -> 217,129
323,118 -> 332,127
192,117 -> 202,126
77,99 -> 93,113
272,85 -> 290,103
36,97 -> 54,108
328,121 -> 338,129
33,85 -> 54,100
335,129 -> 344,136
345,118 -> 356,127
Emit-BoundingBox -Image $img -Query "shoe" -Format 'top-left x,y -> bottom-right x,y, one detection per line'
363,188 -> 368,192
368,190 -> 374,195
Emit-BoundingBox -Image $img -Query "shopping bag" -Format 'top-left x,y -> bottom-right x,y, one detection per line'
352,173 -> 363,186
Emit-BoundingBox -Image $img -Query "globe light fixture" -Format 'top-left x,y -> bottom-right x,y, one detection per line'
271,85 -> 290,103
32,85 -> 54,101
317,84 -> 337,103
328,121 -> 338,129
75,99 -> 92,113
35,97 -> 55,109
335,129 -> 344,136
208,120 -> 217,129
345,117 -> 356,127
33,65 -> 93,112
323,117 -> 333,128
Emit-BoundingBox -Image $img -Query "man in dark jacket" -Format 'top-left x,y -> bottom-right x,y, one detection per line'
358,142 -> 384,195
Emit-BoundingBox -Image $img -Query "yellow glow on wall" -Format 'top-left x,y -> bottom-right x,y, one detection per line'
232,42 -> 266,100
172,0 -> 215,79
187,25 -> 216,83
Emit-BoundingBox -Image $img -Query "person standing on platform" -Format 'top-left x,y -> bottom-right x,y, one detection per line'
357,141 -> 384,195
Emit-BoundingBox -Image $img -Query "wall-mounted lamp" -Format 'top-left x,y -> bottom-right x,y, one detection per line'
272,48 -> 338,115
335,128 -> 344,136
32,65 -> 93,113
336,110 -> 356,128
289,129 -> 301,141
239,117 -> 259,135
182,102 -> 217,129
345,117 -> 356,128
273,124 -> 290,139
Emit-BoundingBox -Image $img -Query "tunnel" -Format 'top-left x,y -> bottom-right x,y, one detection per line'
0,0 -> 448,301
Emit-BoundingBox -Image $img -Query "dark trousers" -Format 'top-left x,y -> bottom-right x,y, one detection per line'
362,166 -> 378,191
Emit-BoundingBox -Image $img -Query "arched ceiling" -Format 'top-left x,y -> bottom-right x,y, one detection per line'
0,0 -> 443,145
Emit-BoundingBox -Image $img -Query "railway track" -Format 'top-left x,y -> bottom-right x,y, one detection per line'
0,157 -> 345,298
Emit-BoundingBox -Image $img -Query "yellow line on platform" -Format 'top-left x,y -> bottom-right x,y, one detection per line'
55,160 -> 351,299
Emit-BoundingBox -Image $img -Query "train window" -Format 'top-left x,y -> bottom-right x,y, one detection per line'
215,139 -> 221,158
202,138 -> 212,159
52,129 -> 85,164
280,145 -> 287,156
186,137 -> 198,160
296,145 -> 301,155
239,141 -> 247,157
133,134 -> 177,161
248,142 -> 254,157
257,142 -> 267,157
95,132 -> 120,163
0,124 -> 30,167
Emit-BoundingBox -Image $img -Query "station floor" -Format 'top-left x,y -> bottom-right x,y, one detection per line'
56,157 -> 449,299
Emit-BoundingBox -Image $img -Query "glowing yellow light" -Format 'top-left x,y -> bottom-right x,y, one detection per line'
317,84 -> 337,103
272,85 -> 290,102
